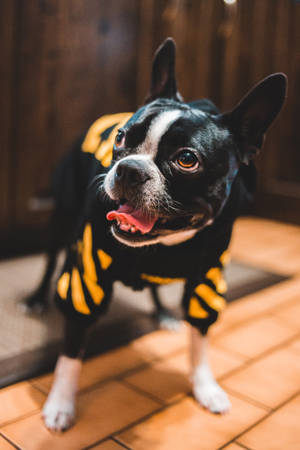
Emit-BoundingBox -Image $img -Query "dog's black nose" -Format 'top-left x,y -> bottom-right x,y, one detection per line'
116,159 -> 150,186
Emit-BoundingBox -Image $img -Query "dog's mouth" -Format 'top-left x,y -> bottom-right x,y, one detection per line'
106,201 -> 208,245
107,203 -> 157,235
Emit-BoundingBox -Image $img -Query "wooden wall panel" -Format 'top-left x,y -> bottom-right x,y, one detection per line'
12,0 -> 140,229
0,0 -> 16,231
217,0 -> 300,222
136,0 -> 226,105
1,0 -> 299,255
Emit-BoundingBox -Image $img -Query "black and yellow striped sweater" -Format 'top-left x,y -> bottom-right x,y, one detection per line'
54,113 -> 244,333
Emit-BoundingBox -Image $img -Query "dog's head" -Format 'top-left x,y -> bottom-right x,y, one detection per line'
103,38 -> 287,247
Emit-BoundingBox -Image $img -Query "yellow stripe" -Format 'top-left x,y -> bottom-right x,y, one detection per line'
83,274 -> 104,305
188,296 -> 209,318
95,133 -> 117,160
71,268 -> 90,315
206,267 -> 227,294
57,272 -> 70,300
82,113 -> 133,154
82,223 -> 97,282
195,284 -> 226,312
220,250 -> 230,266
101,150 -> 115,168
95,114 -> 133,167
140,273 -> 185,284
82,223 -> 106,306
97,249 -> 112,270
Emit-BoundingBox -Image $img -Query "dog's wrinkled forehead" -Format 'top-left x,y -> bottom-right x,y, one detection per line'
121,100 -> 229,160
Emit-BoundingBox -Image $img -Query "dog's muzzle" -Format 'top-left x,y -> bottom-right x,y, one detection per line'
114,158 -> 151,197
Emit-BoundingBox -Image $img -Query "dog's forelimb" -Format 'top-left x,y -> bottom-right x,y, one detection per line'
42,319 -> 90,431
190,326 -> 231,414
150,284 -> 165,312
150,285 -> 181,331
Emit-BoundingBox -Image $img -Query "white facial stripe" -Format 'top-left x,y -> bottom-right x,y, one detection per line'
139,110 -> 182,157
191,108 -> 207,117
117,154 -> 151,163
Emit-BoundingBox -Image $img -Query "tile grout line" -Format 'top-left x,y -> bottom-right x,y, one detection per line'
217,439 -> 252,450
80,380 -> 196,448
0,408 -> 43,430
218,389 -> 300,450
269,310 -> 300,330
211,344 -> 250,361
113,393 -> 193,443
29,346 -> 189,397
29,382 -> 48,396
234,440 -> 254,450
217,332 -> 300,382
213,304 -> 297,342
82,436 -> 133,450
26,333 -> 298,448
29,362 -> 156,397
112,436 -> 134,450
112,389 -> 300,450
7,376 -> 298,450
115,346 -> 188,381
29,316 -> 298,401
0,431 -> 21,450
120,378 -> 167,406
212,275 -> 300,336
221,386 -> 272,413
82,403 -> 170,449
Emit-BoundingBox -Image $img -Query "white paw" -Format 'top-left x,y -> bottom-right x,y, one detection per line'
18,300 -> 46,316
158,313 -> 182,332
42,397 -> 76,431
193,381 -> 231,414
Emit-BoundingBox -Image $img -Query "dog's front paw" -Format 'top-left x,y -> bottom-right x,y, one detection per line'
193,381 -> 231,414
157,310 -> 182,332
42,397 -> 76,432
20,292 -> 48,315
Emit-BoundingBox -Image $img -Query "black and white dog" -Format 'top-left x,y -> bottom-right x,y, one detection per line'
27,38 -> 286,431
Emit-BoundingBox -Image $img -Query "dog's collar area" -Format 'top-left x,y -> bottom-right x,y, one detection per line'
110,222 -> 202,247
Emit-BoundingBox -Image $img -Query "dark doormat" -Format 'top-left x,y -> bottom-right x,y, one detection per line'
0,259 -> 288,388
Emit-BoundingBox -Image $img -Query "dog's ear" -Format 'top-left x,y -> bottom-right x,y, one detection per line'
222,73 -> 287,164
145,38 -> 182,104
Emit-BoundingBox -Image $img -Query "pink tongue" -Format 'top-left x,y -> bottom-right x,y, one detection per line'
106,203 -> 157,234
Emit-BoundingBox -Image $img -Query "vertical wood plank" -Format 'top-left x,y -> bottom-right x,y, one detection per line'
13,0 -> 140,229
0,0 -> 16,231
135,0 -> 155,105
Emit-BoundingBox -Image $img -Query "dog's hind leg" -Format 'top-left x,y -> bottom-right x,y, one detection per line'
190,326 -> 231,414
23,247 -> 59,314
150,285 -> 181,331
42,319 -> 90,431
23,210 -> 73,314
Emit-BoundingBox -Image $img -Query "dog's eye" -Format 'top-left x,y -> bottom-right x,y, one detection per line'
115,129 -> 125,148
176,150 -> 199,171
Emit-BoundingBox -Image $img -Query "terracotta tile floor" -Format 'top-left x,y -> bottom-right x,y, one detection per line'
1,217 -> 300,449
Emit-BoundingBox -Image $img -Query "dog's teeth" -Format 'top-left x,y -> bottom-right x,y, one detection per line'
120,222 -> 130,232
131,225 -> 137,233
